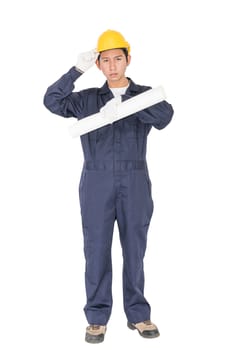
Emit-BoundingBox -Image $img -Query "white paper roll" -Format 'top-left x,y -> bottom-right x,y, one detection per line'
69,86 -> 166,137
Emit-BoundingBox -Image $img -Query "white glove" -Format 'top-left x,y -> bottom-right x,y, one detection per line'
100,96 -> 122,124
75,49 -> 98,73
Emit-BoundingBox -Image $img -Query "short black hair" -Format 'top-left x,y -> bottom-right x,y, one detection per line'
97,48 -> 129,62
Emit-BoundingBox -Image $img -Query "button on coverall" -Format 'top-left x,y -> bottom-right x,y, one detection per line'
44,67 -> 173,325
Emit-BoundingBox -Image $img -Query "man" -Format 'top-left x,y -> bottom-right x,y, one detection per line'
44,29 -> 174,344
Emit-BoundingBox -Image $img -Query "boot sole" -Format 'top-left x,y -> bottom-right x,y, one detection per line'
85,333 -> 105,343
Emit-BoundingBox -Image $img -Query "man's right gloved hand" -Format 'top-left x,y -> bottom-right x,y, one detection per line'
75,49 -> 98,73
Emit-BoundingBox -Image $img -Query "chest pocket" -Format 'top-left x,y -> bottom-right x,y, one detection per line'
122,115 -> 137,139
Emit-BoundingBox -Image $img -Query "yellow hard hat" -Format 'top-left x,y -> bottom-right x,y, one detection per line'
97,29 -> 130,53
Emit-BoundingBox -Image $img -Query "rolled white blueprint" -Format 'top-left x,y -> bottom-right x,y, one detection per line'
69,86 -> 166,137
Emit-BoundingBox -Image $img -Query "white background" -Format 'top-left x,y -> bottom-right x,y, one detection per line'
0,0 -> 232,349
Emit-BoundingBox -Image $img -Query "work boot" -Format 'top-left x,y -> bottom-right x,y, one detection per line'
127,320 -> 160,338
85,325 -> 107,343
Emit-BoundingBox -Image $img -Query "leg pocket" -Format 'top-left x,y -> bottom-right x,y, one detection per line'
79,170 -> 87,218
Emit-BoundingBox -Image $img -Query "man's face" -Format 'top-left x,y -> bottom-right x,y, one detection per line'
96,48 -> 131,86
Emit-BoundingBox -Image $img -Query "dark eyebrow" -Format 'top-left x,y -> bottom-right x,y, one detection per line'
100,54 -> 124,60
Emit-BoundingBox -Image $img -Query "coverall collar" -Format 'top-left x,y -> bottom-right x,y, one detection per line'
99,78 -> 142,95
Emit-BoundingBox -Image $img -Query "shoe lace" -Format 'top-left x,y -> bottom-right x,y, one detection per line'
90,325 -> 101,330
144,320 -> 152,325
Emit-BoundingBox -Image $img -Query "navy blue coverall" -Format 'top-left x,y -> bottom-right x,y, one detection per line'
44,66 -> 173,325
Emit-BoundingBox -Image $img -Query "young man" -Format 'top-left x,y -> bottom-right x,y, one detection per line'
44,29 -> 174,344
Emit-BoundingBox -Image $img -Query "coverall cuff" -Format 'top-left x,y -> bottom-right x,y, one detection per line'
70,66 -> 83,80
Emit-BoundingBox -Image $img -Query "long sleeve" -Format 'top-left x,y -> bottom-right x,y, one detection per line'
43,67 -> 85,119
122,82 -> 174,130
136,100 -> 174,130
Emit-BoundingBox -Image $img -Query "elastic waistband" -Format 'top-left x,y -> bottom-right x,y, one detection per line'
83,160 -> 147,171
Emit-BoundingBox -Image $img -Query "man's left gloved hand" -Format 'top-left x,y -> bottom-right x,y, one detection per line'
100,96 -> 122,124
